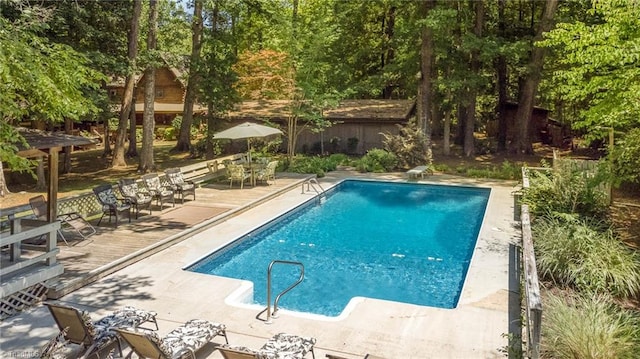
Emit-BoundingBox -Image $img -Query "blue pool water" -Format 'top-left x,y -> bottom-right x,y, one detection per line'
188,179 -> 490,317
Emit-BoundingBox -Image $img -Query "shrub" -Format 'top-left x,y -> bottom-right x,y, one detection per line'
285,155 -> 338,177
355,148 -> 398,173
381,120 -> 431,168
610,127 -> 640,186
520,161 -> 609,218
543,293 -> 640,359
532,214 -> 640,298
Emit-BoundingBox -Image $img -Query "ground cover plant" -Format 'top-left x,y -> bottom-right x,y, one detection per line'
542,293 -> 640,359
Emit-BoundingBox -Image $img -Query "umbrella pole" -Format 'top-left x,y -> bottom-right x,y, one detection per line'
247,138 -> 251,163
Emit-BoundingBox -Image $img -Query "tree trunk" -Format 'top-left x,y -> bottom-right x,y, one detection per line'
113,0 -> 141,167
511,0 -> 559,154
0,161 -> 9,197
175,0 -> 203,153
417,0 -> 435,163
127,85 -> 138,158
496,0 -> 508,151
205,103 -> 215,159
382,5 -> 396,99
63,118 -> 72,173
36,156 -> 46,190
464,0 -> 484,158
102,119 -> 112,157
139,0 -> 157,173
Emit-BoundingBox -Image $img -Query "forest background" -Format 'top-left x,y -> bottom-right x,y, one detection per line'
1,0 -> 639,198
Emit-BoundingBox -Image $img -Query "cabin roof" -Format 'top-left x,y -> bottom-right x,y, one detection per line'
228,99 -> 415,121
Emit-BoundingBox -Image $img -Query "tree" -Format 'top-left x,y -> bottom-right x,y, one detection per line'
416,0 -> 435,162
174,0 -> 203,153
511,0 -> 559,154
541,0 -> 640,133
139,0 -> 158,173
113,0 -> 142,167
0,9 -> 102,196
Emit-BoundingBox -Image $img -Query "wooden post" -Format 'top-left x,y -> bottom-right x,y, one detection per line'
47,147 -> 60,221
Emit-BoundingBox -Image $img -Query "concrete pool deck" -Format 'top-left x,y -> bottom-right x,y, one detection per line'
1,172 -> 521,359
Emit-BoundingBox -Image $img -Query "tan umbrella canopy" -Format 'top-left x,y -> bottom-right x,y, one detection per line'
14,127 -> 98,220
212,122 -> 283,162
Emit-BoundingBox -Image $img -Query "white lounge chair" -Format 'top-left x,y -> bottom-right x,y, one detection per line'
406,165 -> 433,179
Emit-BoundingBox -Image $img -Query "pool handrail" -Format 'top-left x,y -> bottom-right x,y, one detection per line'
266,259 -> 305,324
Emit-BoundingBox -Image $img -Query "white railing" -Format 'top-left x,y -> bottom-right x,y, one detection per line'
1,218 -> 61,298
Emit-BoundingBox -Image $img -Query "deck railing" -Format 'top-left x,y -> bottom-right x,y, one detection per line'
520,167 -> 544,359
1,218 -> 63,298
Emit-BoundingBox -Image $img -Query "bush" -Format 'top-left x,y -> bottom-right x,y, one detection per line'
355,148 -> 398,173
610,127 -> 640,186
543,293 -> 640,359
285,155 -> 339,177
381,120 -> 431,168
520,161 -> 609,218
532,214 -> 640,298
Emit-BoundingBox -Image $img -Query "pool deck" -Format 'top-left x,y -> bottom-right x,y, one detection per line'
1,171 -> 521,359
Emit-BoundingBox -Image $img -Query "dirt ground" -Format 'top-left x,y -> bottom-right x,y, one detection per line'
2,140 -> 639,248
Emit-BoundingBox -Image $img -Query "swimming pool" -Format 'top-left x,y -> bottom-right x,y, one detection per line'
188,179 -> 490,317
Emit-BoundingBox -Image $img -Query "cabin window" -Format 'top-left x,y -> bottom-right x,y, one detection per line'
108,89 -> 118,99
155,88 -> 164,98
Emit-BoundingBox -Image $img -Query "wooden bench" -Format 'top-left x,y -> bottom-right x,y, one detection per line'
179,154 -> 247,185
406,165 -> 433,179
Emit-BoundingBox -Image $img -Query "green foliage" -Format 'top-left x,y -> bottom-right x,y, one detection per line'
520,162 -> 609,218
0,11 -> 104,170
355,149 -> 398,173
543,293 -> 640,359
285,155 -> 339,178
532,214 -> 640,298
461,161 -> 522,180
610,128 -> 640,185
540,0 -> 640,131
381,121 -> 431,169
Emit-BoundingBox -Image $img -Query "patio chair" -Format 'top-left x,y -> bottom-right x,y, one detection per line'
141,173 -> 175,210
92,184 -> 132,228
218,333 -> 316,359
164,167 -> 196,203
226,163 -> 251,189
44,302 -> 158,359
116,319 -> 228,359
118,178 -> 153,219
29,195 -> 96,246
255,160 -> 278,185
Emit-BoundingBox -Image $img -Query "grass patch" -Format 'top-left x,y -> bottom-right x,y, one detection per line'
543,293 -> 640,359
533,214 -> 640,299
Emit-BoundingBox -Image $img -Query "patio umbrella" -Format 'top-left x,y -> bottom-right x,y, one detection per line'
212,122 -> 283,162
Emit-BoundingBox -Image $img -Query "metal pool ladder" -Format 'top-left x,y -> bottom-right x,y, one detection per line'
264,260 -> 304,324
301,178 -> 326,202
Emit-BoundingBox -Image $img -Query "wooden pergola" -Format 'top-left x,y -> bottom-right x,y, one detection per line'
15,127 -> 98,221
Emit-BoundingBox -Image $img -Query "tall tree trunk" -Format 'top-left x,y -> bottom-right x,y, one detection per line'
496,0 -> 508,151
463,0 -> 484,158
63,118 -> 72,173
36,157 -> 46,190
417,0 -> 435,163
102,119 -> 112,157
175,0 -> 203,153
205,103 -> 215,159
113,0 -> 141,167
511,0 -> 559,154
382,5 -> 396,99
127,85 -> 138,157
0,161 -> 9,197
139,0 -> 157,173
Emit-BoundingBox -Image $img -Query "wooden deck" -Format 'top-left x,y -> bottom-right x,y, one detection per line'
42,173 -> 311,298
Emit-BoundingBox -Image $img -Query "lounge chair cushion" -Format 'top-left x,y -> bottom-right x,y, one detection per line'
92,306 -> 158,348
260,333 -> 316,359
140,319 -> 225,359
